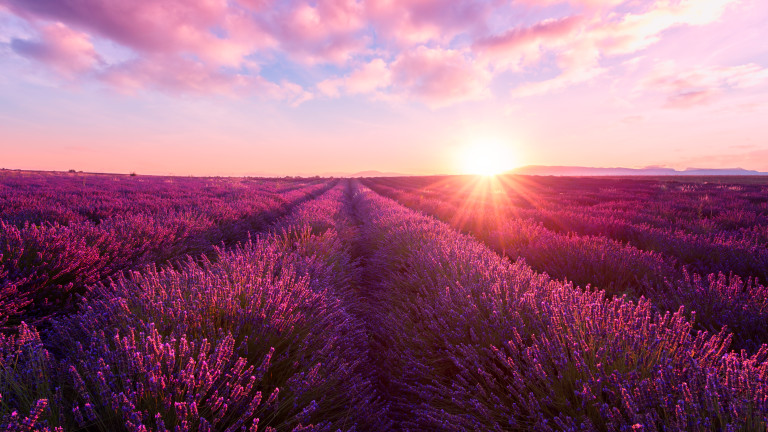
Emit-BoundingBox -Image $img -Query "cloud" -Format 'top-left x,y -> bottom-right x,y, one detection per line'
594,0 -> 737,56
99,55 -> 312,105
99,56 -> 247,94
319,48 -> 490,107
390,46 -> 490,107
1,0 -> 308,97
475,15 -> 583,53
3,0 -> 255,63
479,0 -> 739,96
515,0 -> 625,8
643,61 -> 768,108
0,0 -> 753,107
512,62 -> 606,97
365,0 -> 492,45
664,89 -> 716,108
11,22 -> 101,76
318,58 -> 391,97
259,0 -> 368,64
473,15 -> 583,69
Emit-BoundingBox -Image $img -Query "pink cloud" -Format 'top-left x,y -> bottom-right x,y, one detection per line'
516,0 -> 625,8
495,0 -> 740,97
263,0 -> 367,64
390,46 -> 490,107
512,62 -> 605,97
319,48 -> 491,107
664,89 -> 716,108
475,16 -> 583,53
11,22 -> 101,76
1,0 -> 277,68
318,58 -> 391,97
643,62 -> 768,108
99,55 -> 311,105
5,0 -> 219,50
2,0 -> 372,67
316,79 -> 342,98
473,15 -> 583,68
1,0 -> 295,96
595,0 -> 737,56
365,0 -> 492,45
346,58 -> 392,93
100,56 -> 245,94
0,0 -> 757,107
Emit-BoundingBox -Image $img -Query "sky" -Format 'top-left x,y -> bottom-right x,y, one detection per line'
1,0 -> 767,176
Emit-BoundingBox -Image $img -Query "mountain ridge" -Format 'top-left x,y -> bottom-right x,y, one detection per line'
509,165 -> 768,176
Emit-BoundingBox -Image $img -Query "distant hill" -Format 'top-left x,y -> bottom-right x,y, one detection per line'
510,165 -> 768,176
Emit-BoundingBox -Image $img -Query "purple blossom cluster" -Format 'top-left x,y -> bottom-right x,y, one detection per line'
364,176 -> 768,350
363,176 -> 768,279
2,173 -> 768,431
0,172 -> 333,327
353,181 -> 768,430
1,181 -> 387,431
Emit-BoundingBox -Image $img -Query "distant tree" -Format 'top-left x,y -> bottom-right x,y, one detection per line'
68,169 -> 77,173
130,172 -> 138,177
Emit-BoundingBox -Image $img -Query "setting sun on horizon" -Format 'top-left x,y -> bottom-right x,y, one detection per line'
459,139 -> 519,176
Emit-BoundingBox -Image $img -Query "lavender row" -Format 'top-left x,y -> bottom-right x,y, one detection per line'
510,206 -> 768,281
364,178 -> 768,350
268,181 -> 364,303
1,181 -> 386,431
373,175 -> 768,239
0,173 -> 334,327
0,172 -> 324,227
272,180 -> 398,427
353,182 -> 768,430
365,176 -> 768,281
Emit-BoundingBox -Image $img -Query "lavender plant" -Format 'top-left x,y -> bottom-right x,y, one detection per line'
355,182 -> 768,430
364,176 -> 768,350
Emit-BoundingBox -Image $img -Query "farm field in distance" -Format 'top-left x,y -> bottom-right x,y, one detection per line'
2,170 -> 768,431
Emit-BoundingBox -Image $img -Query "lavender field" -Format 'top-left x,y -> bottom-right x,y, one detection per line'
2,171 -> 768,431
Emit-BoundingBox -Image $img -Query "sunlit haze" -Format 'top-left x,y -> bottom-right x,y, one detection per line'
1,0 -> 767,176
459,139 -> 517,176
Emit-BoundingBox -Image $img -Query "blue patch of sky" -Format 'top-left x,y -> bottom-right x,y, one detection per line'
448,32 -> 474,50
0,9 -> 35,42
209,25 -> 228,39
489,51 -> 562,93
486,2 -> 575,35
92,38 -> 136,65
255,52 -> 350,87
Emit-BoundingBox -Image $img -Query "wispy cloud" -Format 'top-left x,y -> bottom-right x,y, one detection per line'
390,46 -> 491,107
318,58 -> 391,98
0,0 -> 758,108
642,61 -> 768,108
11,22 -> 101,76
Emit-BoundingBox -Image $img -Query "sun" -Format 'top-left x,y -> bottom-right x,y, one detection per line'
460,140 -> 516,176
